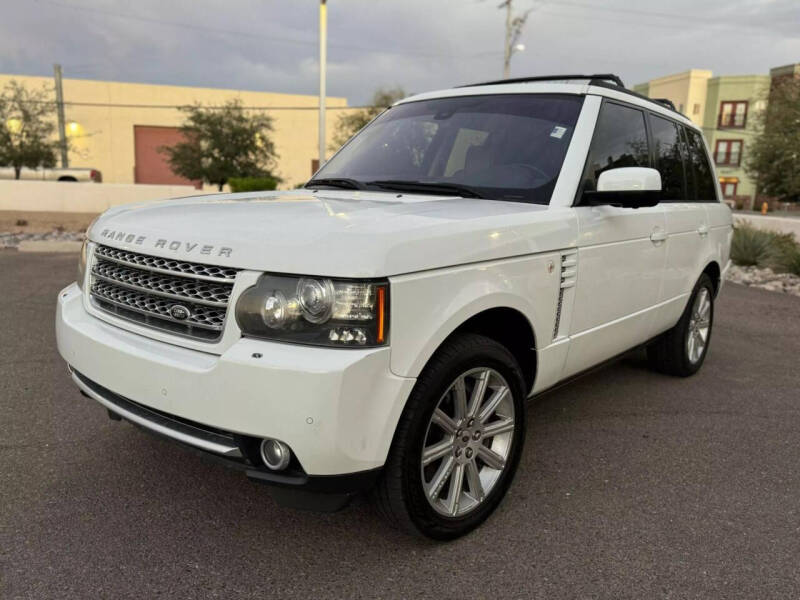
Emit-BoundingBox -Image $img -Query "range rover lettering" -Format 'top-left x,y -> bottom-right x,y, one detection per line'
56,74 -> 733,539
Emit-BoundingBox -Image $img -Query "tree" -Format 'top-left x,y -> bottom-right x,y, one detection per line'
0,80 -> 63,179
330,87 -> 405,151
745,77 -> 800,203
161,99 -> 279,191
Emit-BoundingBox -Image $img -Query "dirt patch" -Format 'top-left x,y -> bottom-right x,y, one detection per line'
0,210 -> 99,234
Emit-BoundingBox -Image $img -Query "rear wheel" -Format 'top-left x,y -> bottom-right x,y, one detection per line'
647,273 -> 715,377
373,333 -> 526,539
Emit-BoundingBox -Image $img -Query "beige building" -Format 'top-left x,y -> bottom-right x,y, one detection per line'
0,73 -> 352,188
632,69 -> 712,126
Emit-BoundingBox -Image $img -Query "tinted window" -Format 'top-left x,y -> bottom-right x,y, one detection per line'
650,115 -> 686,200
684,128 -> 717,201
581,102 -> 650,193
315,94 -> 584,204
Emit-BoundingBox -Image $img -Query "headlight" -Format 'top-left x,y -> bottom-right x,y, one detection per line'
235,274 -> 388,347
76,239 -> 88,290
77,215 -> 100,290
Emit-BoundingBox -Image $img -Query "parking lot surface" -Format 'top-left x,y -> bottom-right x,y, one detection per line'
2,253 -> 799,599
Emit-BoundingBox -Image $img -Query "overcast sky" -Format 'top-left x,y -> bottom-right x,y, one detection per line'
2,0 -> 798,105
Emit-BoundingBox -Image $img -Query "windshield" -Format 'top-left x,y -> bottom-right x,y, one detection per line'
312,93 -> 583,204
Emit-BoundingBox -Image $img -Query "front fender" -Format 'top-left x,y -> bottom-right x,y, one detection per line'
388,253 -> 562,380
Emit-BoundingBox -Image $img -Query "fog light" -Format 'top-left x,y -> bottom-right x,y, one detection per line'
260,438 -> 291,471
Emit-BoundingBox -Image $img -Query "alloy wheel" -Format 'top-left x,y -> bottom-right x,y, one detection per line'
687,287 -> 712,364
420,368 -> 515,517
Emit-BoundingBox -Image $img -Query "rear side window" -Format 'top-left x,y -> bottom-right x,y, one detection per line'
650,115 -> 686,200
684,128 -> 717,201
581,102 -> 650,193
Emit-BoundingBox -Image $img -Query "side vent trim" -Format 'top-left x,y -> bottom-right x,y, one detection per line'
553,249 -> 578,340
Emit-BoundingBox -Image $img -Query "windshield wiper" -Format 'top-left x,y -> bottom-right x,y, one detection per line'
305,177 -> 365,190
368,180 -> 484,199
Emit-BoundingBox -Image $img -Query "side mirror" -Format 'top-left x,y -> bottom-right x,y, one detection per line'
582,167 -> 662,208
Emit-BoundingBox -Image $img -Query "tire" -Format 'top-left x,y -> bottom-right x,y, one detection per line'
647,273 -> 715,377
373,333 -> 526,540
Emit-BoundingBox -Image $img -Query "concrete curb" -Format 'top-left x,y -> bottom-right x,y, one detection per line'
16,240 -> 83,253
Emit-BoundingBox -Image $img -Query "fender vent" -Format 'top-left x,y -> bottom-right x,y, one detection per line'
553,250 -> 577,340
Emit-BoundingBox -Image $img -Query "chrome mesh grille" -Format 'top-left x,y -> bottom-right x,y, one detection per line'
93,260 -> 232,306
90,244 -> 239,342
94,244 -> 239,282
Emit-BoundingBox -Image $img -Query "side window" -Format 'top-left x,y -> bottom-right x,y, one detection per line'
684,128 -> 717,201
650,115 -> 686,200
581,102 -> 650,193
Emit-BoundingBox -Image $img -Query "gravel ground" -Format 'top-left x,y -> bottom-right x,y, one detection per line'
0,230 -> 85,250
2,253 -> 800,599
0,211 -> 97,235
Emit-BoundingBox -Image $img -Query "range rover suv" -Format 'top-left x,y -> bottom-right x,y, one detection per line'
56,74 -> 732,539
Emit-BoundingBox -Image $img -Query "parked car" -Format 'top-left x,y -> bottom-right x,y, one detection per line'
0,166 -> 102,182
56,74 -> 732,539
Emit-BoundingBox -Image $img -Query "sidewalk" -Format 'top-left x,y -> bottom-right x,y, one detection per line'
733,212 -> 800,237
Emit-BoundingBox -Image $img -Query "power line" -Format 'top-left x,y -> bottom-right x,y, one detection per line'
538,0 -> 785,34
32,0 -> 500,60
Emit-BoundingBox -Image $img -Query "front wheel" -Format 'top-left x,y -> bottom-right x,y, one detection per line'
373,333 -> 526,540
647,273 -> 715,377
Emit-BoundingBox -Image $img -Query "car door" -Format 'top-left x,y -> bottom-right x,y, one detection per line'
563,100 -> 667,378
655,119 -> 714,328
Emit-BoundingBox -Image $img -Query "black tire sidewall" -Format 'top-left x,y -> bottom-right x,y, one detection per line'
397,335 -> 526,540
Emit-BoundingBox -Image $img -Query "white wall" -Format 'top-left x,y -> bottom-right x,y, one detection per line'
0,180 -> 207,213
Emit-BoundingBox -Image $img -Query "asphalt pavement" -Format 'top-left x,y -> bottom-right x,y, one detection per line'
1,252 -> 799,599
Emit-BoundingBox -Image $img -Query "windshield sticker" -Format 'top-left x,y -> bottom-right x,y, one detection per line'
550,126 -> 568,139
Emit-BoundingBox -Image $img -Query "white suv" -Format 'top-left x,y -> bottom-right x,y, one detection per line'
56,74 -> 732,539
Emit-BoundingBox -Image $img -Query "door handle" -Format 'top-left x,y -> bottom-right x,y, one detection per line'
697,224 -> 709,236
650,229 -> 667,243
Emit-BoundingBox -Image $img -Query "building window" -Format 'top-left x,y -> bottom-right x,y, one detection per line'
693,103 -> 701,115
718,101 -> 748,128
719,178 -> 738,198
714,139 -> 742,166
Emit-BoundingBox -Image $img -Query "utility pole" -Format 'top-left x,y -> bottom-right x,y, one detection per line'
502,0 -> 512,79
53,63 -> 69,167
318,0 -> 327,169
499,0 -> 530,79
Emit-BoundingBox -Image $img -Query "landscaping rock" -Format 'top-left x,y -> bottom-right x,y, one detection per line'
726,264 -> 800,297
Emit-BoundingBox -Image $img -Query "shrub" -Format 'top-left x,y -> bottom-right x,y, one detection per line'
732,222 -> 800,275
775,245 -> 800,276
771,230 -> 798,256
731,223 -> 780,267
228,176 -> 279,193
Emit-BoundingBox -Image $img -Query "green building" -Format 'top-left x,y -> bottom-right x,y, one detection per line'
634,65 -> 797,205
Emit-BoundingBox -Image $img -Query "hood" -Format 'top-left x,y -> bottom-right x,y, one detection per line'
89,190 -> 576,277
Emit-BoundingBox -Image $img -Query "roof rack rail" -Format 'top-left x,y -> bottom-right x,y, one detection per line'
460,73 -> 626,89
456,73 -> 686,118
653,98 -> 677,111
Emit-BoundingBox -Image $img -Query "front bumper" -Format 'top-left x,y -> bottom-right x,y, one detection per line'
56,283 -> 415,498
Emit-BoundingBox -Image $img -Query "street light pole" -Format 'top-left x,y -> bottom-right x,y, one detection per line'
53,63 -> 69,168
318,0 -> 327,169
